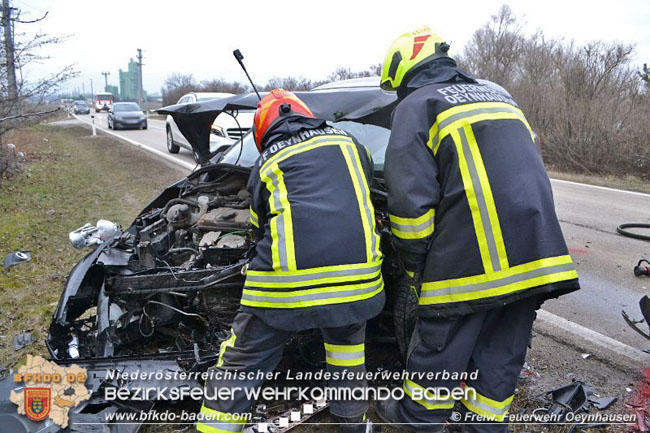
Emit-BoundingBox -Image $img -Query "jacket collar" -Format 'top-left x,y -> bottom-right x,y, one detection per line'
262,116 -> 328,150
397,57 -> 477,99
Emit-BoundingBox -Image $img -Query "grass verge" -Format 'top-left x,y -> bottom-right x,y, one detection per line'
548,170 -> 650,194
0,122 -> 184,369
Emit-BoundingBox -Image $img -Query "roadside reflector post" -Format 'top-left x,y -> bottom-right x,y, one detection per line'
91,115 -> 97,136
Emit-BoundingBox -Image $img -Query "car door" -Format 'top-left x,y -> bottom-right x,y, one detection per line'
168,95 -> 193,149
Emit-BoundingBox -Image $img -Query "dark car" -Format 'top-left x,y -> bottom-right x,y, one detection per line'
72,100 -> 90,115
108,102 -> 148,130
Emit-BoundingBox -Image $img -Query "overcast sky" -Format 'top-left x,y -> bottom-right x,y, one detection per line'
12,0 -> 650,96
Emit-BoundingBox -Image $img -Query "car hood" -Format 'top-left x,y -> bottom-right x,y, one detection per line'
157,88 -> 398,163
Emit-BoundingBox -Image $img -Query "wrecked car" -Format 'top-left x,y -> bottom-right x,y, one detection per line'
5,78 -> 509,432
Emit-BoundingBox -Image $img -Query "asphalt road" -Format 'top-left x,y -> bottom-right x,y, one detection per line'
78,111 -> 199,167
72,113 -> 650,349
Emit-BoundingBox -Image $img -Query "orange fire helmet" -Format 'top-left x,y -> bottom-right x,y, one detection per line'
253,89 -> 314,153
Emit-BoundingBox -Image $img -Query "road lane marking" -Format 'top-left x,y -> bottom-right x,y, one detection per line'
536,309 -> 649,366
550,178 -> 650,198
72,114 -> 195,171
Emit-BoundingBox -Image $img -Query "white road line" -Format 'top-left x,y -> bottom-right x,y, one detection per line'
536,309 -> 649,366
73,114 -> 195,171
69,113 -> 647,366
550,178 -> 650,198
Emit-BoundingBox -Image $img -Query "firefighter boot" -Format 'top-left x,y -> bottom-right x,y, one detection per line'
335,413 -> 374,433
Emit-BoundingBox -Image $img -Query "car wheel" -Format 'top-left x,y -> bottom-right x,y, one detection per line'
107,119 -> 112,129
166,128 -> 180,154
392,273 -> 419,362
141,122 -> 148,130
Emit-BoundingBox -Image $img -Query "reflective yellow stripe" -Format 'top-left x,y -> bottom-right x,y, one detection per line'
262,165 -> 296,271
463,125 -> 509,271
197,405 -> 245,433
340,144 -> 376,262
403,379 -> 455,410
452,128 -> 493,273
389,209 -> 435,240
241,279 -> 383,308
324,343 -> 365,367
427,102 -> 534,155
350,143 -> 381,261
249,208 -> 259,228
461,388 -> 513,422
246,268 -> 381,289
216,328 -> 236,368
273,166 -> 296,270
261,135 -> 353,174
420,255 -> 577,305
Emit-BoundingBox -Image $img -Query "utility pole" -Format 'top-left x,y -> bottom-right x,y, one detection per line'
90,78 -> 94,97
101,71 -> 110,90
136,48 -> 144,106
2,0 -> 19,116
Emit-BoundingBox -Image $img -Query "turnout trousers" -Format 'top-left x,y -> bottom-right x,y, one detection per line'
399,297 -> 537,433
198,312 -> 368,433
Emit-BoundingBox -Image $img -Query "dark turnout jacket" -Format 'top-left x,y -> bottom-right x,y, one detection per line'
241,117 -> 384,330
384,60 -> 580,316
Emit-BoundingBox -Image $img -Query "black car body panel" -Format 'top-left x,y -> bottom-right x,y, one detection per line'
157,87 -> 398,163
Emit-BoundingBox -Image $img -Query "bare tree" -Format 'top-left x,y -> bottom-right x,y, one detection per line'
161,73 -> 197,105
1,1 -> 76,179
460,4 -> 525,89
460,4 -> 649,178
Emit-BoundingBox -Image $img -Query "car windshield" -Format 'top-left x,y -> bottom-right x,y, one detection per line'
114,103 -> 141,112
218,121 -> 390,172
76,102 -> 87,107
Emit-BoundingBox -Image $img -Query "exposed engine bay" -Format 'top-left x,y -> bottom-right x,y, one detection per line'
48,164 -> 256,363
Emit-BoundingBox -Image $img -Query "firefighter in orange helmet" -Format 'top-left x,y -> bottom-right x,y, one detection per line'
198,89 -> 383,433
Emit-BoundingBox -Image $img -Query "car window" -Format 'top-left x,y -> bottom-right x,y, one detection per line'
218,121 -> 390,172
178,96 -> 189,104
114,103 -> 141,112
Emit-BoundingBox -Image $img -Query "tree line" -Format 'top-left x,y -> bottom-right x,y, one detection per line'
457,4 -> 650,179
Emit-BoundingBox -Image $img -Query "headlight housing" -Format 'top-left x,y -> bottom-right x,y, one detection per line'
211,125 -> 226,137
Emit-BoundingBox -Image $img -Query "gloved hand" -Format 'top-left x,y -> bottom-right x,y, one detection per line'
405,269 -> 422,299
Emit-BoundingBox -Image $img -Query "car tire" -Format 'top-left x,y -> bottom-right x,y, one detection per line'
107,119 -> 112,129
141,122 -> 148,130
166,128 -> 180,154
392,273 -> 419,362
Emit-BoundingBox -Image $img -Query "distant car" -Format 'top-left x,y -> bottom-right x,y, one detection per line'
107,102 -> 147,130
165,92 -> 253,163
72,100 -> 90,115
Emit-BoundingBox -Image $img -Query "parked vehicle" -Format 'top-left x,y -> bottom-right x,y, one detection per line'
94,92 -> 113,113
107,102 -> 147,130
72,100 -> 90,115
165,92 -> 253,163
